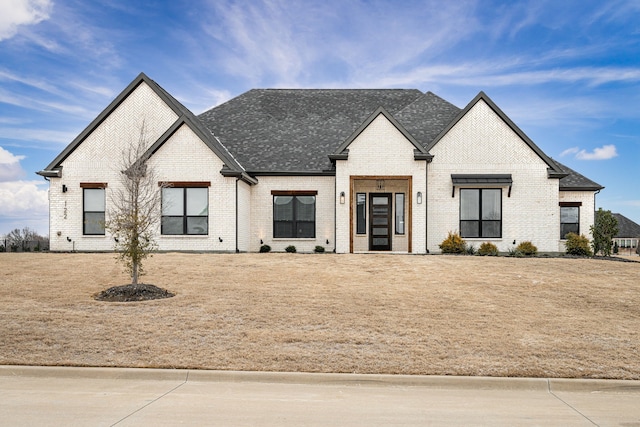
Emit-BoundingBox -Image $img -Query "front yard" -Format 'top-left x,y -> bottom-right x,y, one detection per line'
1,253 -> 638,379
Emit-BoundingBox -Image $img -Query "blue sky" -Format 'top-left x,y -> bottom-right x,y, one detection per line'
1,0 -> 639,236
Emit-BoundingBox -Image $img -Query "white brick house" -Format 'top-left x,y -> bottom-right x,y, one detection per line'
38,73 -> 603,253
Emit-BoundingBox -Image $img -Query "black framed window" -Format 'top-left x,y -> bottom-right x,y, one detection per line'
161,187 -> 208,235
83,188 -> 105,235
460,188 -> 501,238
560,206 -> 579,239
356,193 -> 366,234
273,194 -> 316,238
395,193 -> 405,235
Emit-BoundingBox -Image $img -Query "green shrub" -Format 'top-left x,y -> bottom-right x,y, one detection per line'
259,244 -> 271,253
477,242 -> 499,256
564,233 -> 592,256
439,231 -> 466,254
285,245 -> 297,253
516,241 -> 537,256
314,245 -> 325,253
465,244 -> 476,255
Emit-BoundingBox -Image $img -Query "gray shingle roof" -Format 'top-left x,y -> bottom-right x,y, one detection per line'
613,213 -> 640,238
40,71 -> 603,195
198,88 -> 603,191
394,91 -> 461,147
198,89 -> 425,173
552,160 -> 604,191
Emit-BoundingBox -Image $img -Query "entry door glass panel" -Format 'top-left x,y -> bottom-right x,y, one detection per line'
370,194 -> 391,251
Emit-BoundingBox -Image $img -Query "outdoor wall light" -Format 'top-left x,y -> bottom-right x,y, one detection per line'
326,239 -> 329,245
340,191 -> 345,204
66,237 -> 72,242
219,237 -> 223,242
62,185 -> 67,193
417,191 -> 423,204
260,239 -> 264,244
114,237 -> 119,243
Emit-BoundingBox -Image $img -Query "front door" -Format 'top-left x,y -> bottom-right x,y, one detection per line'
370,193 -> 392,251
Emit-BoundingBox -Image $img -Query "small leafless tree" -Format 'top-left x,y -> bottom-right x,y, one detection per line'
107,124 -> 165,286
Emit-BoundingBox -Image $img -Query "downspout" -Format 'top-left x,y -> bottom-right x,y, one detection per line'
44,176 -> 51,246
425,159 -> 430,254
235,177 -> 240,253
593,188 -> 601,238
334,171 -> 337,253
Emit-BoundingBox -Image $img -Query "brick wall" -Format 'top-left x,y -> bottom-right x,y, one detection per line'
249,175 -> 335,253
149,124 -> 238,252
49,82 -> 178,251
335,114 -> 428,253
558,190 -> 596,252
427,99 -> 562,253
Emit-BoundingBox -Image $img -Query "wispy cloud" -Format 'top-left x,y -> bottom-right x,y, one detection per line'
561,144 -> 618,160
0,87 -> 92,116
560,147 -> 580,157
0,0 -> 52,41
0,126 -> 78,146
0,68 -> 61,94
199,0 -> 479,87
576,144 -> 618,160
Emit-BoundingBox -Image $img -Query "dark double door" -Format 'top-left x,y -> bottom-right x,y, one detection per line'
369,193 -> 392,251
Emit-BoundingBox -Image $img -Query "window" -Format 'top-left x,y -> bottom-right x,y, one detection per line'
273,193 -> 316,238
460,189 -> 501,238
356,193 -> 366,234
395,193 -> 405,235
161,187 -> 208,235
83,187 -> 105,235
560,205 -> 580,239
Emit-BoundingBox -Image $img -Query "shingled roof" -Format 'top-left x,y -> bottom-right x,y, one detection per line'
198,89 -> 428,173
613,213 -> 640,238
393,91 -> 461,147
552,160 -> 604,191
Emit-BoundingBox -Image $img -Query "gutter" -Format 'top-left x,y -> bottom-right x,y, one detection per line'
36,169 -> 61,178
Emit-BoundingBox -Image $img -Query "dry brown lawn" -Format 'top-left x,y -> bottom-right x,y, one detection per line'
1,252 -> 639,379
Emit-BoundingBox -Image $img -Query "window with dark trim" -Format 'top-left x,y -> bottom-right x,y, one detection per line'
560,205 -> 580,239
272,191 -> 316,238
460,188 -> 502,238
395,193 -> 405,235
161,187 -> 209,235
83,187 -> 105,235
356,193 -> 366,234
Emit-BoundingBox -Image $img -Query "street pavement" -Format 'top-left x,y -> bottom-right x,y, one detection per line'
1,365 -> 639,426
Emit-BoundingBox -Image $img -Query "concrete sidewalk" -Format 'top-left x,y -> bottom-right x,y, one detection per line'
1,366 -> 639,426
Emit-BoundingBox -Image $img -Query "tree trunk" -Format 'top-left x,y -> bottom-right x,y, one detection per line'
132,261 -> 139,286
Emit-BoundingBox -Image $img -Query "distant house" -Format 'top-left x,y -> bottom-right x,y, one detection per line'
38,72 -> 603,253
613,213 -> 640,254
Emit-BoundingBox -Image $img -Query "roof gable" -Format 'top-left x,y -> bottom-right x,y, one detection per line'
144,114 -> 256,185
38,72 -> 251,182
38,73 -> 187,176
427,92 -> 566,178
330,106 -> 430,161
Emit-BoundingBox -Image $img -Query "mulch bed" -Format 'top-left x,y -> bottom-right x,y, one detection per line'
94,284 -> 175,302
